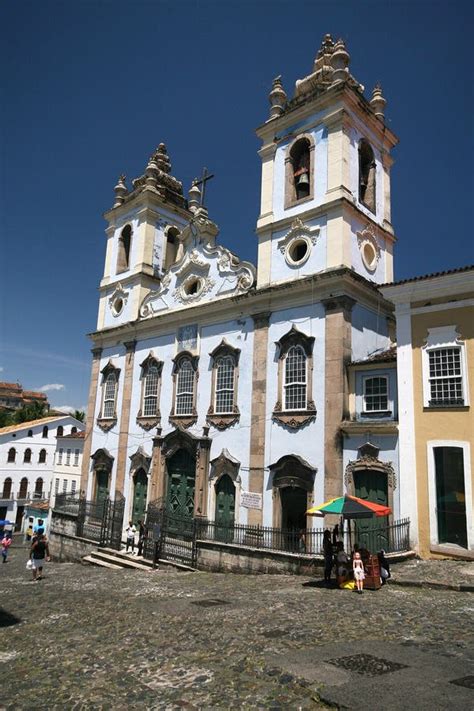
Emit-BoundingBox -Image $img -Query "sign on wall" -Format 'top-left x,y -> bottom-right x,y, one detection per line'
241,491 -> 263,510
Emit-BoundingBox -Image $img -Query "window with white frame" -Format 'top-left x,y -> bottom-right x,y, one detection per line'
176,359 -> 194,415
66,449 -> 71,466
71,480 -> 77,494
284,345 -> 307,410
422,326 -> 469,408
54,478 -> 60,495
62,479 -> 67,493
58,448 -> 63,465
103,372 -> 118,418
363,376 -> 389,413
74,449 -> 79,466
143,364 -> 160,416
215,356 -> 235,414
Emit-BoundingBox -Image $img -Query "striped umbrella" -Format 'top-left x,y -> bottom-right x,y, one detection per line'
306,495 -> 391,519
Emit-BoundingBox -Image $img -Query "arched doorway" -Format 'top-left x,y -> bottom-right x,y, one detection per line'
132,468 -> 148,524
166,449 -> 196,518
269,455 -> 317,552
91,448 -> 114,505
96,469 -> 110,504
215,474 -> 235,541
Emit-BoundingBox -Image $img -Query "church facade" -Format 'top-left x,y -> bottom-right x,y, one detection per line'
80,36 -> 401,538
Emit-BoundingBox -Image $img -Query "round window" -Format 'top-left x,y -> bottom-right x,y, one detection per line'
184,277 -> 203,297
362,242 -> 377,271
287,239 -> 309,266
112,297 -> 124,315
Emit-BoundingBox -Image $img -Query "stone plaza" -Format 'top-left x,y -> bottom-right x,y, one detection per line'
1,548 -> 473,709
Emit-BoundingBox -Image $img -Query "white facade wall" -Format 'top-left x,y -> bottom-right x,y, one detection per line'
351,304 -> 390,362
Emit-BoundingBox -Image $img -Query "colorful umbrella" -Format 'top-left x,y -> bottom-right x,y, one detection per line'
306,495 -> 391,519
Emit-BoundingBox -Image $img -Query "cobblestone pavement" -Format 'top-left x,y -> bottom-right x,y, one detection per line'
390,558 -> 474,590
1,549 -> 473,710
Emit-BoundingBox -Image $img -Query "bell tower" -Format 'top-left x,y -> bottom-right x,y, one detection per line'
255,35 -> 398,288
97,143 -> 193,331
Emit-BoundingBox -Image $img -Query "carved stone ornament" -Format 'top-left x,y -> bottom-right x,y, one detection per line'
96,417 -> 117,433
210,448 -> 241,483
269,454 -> 316,492
173,275 -> 215,305
168,413 -> 198,429
206,409 -> 240,431
344,442 -> 397,490
161,427 -> 201,459
275,324 -> 315,359
277,218 -> 320,263
108,283 -> 129,317
357,223 -> 381,272
129,446 -> 151,475
272,403 -> 317,429
91,447 -> 114,471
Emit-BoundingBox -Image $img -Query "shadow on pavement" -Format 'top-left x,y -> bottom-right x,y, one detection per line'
0,607 -> 21,628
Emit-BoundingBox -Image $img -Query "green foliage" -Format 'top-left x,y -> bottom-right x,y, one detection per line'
73,410 -> 85,423
0,410 -> 13,428
12,400 -> 47,424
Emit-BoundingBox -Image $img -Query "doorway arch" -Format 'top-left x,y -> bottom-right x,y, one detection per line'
269,455 -> 317,545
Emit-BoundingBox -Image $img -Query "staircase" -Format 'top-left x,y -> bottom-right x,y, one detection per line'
82,547 -> 196,572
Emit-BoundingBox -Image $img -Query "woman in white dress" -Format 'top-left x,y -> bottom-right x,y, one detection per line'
353,551 -> 365,594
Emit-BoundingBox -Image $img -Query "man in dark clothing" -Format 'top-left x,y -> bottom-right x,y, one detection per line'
137,520 -> 147,558
30,531 -> 50,581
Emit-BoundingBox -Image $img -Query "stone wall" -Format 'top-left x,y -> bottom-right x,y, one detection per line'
197,540 -> 322,575
49,529 -> 97,563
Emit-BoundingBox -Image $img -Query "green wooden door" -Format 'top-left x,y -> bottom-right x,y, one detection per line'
354,469 -> 388,551
166,449 -> 195,518
280,487 -> 307,552
96,469 -> 109,504
215,475 -> 235,541
132,468 -> 148,524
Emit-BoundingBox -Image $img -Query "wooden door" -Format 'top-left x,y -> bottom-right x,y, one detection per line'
132,469 -> 148,524
215,475 -> 235,541
354,469 -> 388,551
166,449 -> 195,519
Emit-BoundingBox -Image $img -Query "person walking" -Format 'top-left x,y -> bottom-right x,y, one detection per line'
322,529 -> 333,585
353,551 -> 365,594
137,520 -> 147,557
30,530 -> 50,581
1,535 -> 12,563
125,521 -> 136,554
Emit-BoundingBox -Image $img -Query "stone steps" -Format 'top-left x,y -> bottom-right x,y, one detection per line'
83,549 -> 153,571
82,555 -> 123,570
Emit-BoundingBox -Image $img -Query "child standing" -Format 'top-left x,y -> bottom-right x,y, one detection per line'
1,535 -> 11,563
353,551 -> 365,594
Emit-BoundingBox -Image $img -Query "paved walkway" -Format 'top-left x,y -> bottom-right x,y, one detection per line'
390,558 -> 474,592
1,545 -> 473,709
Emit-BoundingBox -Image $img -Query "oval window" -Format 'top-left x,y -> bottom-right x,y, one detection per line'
184,277 -> 203,297
362,242 -> 377,271
112,297 -> 124,315
287,239 -> 309,266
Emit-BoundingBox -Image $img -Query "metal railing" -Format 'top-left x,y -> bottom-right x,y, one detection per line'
53,492 -> 81,515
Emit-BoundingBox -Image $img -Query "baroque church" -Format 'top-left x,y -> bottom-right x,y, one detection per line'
81,35 -> 400,537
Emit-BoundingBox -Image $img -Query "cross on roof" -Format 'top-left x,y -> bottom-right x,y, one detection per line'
192,167 -> 214,207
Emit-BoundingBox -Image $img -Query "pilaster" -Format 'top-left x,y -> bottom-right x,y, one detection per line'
248,312 -> 271,525
80,347 -> 102,493
115,340 -> 136,496
195,427 -> 211,518
150,428 -> 164,503
322,296 -> 355,508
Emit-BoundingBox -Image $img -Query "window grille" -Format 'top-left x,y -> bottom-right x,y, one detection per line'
284,346 -> 307,410
215,356 -> 235,414
103,372 -> 117,418
363,377 -> 389,412
176,359 -> 194,415
143,364 -> 159,417
428,348 -> 464,406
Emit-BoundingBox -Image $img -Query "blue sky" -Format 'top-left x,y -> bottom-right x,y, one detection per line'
1,0 -> 473,411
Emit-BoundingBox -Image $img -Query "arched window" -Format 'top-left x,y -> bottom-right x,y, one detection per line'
103,372 -> 117,419
38,449 -> 47,464
57,426 -> 64,437
7,447 -> 16,463
215,356 -> 235,414
42,426 -> 48,438
359,139 -> 376,213
176,358 -> 195,416
284,346 -> 307,410
164,226 -> 180,271
290,138 -> 311,201
24,448 -> 32,464
34,477 -> 43,497
273,325 -> 316,428
2,478 -> 12,498
143,364 -> 159,416
71,426 -> 77,434
27,429 -> 33,437
18,477 -> 28,498
117,224 -> 132,273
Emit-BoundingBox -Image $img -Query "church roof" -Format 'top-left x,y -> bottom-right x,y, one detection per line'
0,415 -> 77,436
383,264 -> 474,288
350,345 -> 397,366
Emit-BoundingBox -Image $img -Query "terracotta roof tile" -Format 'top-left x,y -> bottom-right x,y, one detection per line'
383,264 -> 474,288
351,345 -> 397,365
0,416 -> 77,436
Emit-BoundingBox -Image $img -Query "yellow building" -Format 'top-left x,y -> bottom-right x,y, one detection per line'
382,266 -> 474,559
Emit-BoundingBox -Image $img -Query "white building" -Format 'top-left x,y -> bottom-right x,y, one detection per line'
0,415 -> 84,529
81,36 -> 400,539
50,430 -> 85,508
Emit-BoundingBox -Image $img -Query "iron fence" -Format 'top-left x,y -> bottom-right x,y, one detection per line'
53,493 -> 125,550
53,493 -> 81,515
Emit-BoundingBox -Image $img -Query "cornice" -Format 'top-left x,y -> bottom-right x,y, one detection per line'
381,271 -> 474,304
88,267 -> 393,347
340,420 -> 398,435
103,188 -> 192,225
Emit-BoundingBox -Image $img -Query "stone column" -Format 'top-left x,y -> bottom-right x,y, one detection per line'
195,427 -> 211,518
150,428 -> 164,504
322,296 -> 355,510
247,312 -> 270,526
80,347 -> 102,495
114,340 -> 136,497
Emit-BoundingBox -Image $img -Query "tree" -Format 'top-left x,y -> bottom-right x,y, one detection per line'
0,410 -> 13,428
73,410 -> 85,423
13,401 -> 47,424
